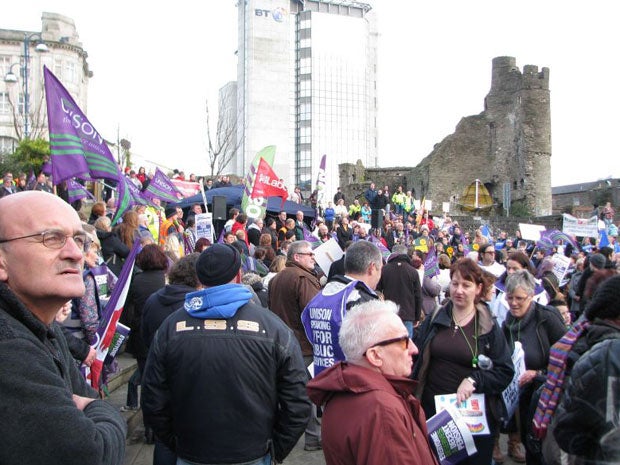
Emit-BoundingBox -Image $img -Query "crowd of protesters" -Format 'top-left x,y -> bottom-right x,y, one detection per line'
1,169 -> 619,465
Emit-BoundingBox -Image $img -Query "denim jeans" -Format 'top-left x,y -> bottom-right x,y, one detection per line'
153,440 -> 176,465
177,454 -> 271,465
403,320 -> 414,340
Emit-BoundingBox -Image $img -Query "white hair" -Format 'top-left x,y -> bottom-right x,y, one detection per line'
339,300 -> 400,364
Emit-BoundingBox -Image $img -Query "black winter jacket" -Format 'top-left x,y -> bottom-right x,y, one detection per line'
97,229 -> 130,277
142,301 -> 311,464
554,334 -> 620,464
141,283 -> 195,349
413,300 -> 514,419
377,254 -> 422,322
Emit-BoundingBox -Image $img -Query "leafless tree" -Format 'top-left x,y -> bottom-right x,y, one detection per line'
6,81 -> 48,141
205,95 -> 241,177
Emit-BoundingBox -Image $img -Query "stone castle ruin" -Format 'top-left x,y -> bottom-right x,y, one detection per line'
340,56 -> 552,216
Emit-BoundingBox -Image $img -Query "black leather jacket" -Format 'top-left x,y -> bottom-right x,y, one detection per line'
142,301 -> 311,464
554,334 -> 620,463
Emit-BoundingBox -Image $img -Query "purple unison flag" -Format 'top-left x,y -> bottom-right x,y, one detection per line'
369,235 -> 391,260
303,224 -> 320,246
123,176 -> 150,206
44,66 -> 120,184
536,230 -> 555,252
110,177 -> 151,225
88,239 -> 141,389
66,178 -> 95,203
143,167 -> 183,203
315,154 -> 326,204
424,249 -> 440,278
44,66 -> 130,225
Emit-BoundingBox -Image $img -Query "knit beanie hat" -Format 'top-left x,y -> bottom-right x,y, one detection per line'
195,243 -> 241,286
588,253 -> 606,269
585,274 -> 620,320
165,206 -> 177,218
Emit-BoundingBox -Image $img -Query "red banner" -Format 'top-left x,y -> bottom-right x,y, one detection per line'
251,158 -> 288,201
171,179 -> 201,198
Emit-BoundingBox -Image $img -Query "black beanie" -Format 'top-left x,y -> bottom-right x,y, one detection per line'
195,243 -> 241,286
585,274 -> 620,320
165,206 -> 177,218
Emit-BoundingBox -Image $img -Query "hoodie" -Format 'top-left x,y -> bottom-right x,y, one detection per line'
307,362 -> 439,465
142,284 -> 196,348
184,283 -> 253,319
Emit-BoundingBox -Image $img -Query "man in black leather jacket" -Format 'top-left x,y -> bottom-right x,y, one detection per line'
554,274 -> 620,464
142,244 -> 311,464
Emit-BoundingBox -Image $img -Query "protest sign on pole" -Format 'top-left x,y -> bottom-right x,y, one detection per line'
195,213 -> 214,244
518,223 -> 546,241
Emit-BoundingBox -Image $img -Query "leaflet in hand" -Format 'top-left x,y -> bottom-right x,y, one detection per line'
434,393 -> 490,435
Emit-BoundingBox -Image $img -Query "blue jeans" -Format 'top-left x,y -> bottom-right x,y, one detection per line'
177,454 -> 271,465
403,320 -> 414,340
154,440 -> 176,465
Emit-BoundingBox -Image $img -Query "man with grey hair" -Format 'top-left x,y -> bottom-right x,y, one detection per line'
307,300 -> 439,465
268,240 -> 322,450
302,240 -> 381,375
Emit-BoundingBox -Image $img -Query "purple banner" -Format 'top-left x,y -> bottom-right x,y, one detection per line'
66,178 -> 95,204
143,167 -> 183,203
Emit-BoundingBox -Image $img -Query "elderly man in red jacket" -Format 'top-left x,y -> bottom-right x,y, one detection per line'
307,300 -> 439,465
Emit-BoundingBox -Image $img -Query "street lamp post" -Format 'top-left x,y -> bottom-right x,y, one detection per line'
3,32 -> 48,139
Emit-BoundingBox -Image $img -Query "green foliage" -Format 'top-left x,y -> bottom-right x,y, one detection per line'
509,201 -> 532,218
594,187 -> 612,207
0,138 -> 50,175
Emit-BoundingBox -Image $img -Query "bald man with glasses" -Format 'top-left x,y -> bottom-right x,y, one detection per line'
0,191 -> 126,465
307,300 -> 439,465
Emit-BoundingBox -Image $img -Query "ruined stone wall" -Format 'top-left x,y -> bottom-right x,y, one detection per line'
342,57 -> 553,216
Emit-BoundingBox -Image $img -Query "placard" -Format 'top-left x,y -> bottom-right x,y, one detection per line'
427,406 -> 477,465
502,342 -> 525,424
195,213 -> 214,243
434,393 -> 490,436
313,238 -> 344,276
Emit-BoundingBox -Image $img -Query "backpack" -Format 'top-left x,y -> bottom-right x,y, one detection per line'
301,280 -> 360,376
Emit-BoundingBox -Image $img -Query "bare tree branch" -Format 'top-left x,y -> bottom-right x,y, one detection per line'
205,97 -> 242,177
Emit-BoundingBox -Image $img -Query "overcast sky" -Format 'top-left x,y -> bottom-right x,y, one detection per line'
5,0 -> 619,187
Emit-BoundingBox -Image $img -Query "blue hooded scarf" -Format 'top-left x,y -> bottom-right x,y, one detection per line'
184,283 -> 253,319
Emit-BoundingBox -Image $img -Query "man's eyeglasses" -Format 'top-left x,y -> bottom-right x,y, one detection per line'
506,294 -> 531,304
0,230 -> 90,252
297,252 -> 315,257
364,335 -> 410,356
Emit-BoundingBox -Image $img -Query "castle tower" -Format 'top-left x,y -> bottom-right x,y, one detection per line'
397,57 -> 552,217
486,57 -> 551,216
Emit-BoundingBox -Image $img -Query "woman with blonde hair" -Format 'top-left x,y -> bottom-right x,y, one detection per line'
262,255 -> 287,290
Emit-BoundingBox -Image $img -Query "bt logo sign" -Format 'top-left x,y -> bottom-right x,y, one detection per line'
255,7 -> 287,22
